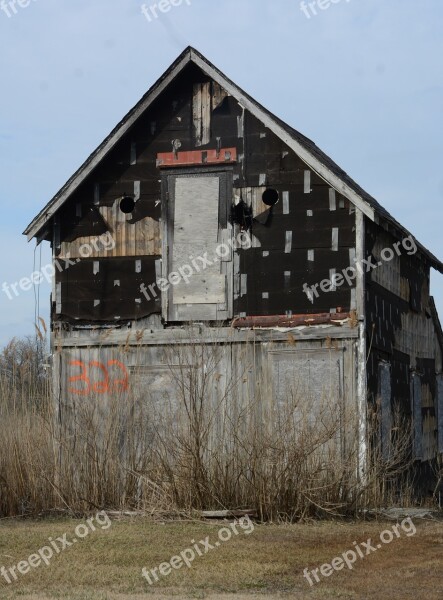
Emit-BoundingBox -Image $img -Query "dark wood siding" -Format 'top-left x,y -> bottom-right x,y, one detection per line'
365,219 -> 443,464
54,64 -> 356,323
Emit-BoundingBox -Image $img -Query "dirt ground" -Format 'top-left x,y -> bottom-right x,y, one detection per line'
0,517 -> 442,599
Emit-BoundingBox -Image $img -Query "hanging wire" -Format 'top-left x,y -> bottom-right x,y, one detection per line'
33,241 -> 38,331
32,241 -> 43,341
37,242 -> 42,327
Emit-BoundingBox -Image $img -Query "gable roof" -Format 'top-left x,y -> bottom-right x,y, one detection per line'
23,46 -> 443,273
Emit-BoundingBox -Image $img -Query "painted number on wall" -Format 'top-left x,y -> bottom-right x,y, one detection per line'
68,360 -> 129,395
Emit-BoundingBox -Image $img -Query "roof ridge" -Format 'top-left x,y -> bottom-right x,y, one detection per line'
23,47 -> 443,273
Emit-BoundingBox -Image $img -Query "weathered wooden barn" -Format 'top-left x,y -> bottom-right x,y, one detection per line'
24,47 -> 443,491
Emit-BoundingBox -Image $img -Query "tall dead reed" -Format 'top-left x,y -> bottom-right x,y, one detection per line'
0,332 -> 415,519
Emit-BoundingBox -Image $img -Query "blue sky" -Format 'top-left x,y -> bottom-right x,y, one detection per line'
0,0 -> 442,346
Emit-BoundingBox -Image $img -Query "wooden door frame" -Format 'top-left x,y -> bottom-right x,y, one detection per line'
160,166 -> 233,322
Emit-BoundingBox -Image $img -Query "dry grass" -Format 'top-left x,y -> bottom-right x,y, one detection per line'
0,334 -> 418,520
0,517 -> 442,599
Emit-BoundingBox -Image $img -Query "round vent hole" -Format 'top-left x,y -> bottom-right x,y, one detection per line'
262,188 -> 279,206
120,196 -> 135,214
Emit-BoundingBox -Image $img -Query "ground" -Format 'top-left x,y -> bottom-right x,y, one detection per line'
0,517 -> 442,599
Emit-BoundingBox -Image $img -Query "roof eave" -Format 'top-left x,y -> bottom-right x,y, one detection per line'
23,46 -> 195,240
23,47 -> 443,275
